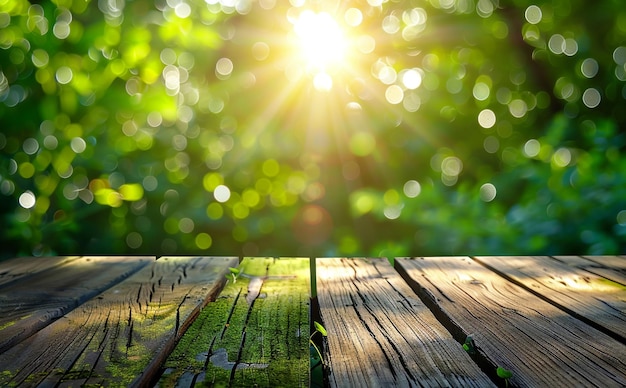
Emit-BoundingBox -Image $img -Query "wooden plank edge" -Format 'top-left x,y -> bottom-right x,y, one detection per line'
309,258 -> 325,388
471,256 -> 626,346
0,256 -> 81,290
132,256 -> 238,388
0,256 -> 156,355
394,257 -> 503,387
552,255 -> 626,286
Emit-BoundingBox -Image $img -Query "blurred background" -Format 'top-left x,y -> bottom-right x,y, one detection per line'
1,0 -> 625,259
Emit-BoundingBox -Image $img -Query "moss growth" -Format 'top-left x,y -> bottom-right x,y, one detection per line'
105,342 -> 153,387
0,370 -> 15,387
159,258 -> 310,388
0,313 -> 33,331
0,320 -> 16,331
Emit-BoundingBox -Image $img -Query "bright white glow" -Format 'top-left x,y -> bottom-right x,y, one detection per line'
524,139 -> 540,157
293,10 -> 347,71
56,66 -> 73,84
344,8 -> 362,27
402,69 -> 422,89
313,72 -> 333,91
525,5 -> 542,24
581,58 -> 599,78
582,88 -> 601,108
480,183 -> 497,202
19,191 -> 36,209
214,184 -> 231,203
71,137 -> 87,153
403,180 -> 421,198
478,109 -> 496,128
174,3 -> 191,18
385,85 -> 403,104
215,58 -> 233,79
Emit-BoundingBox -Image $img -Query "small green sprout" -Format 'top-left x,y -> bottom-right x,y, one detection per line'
226,267 -> 241,283
310,321 -> 327,366
496,367 -> 513,387
462,335 -> 476,356
314,321 -> 327,337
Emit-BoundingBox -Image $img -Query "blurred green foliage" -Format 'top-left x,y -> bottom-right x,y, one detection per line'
1,0 -> 625,259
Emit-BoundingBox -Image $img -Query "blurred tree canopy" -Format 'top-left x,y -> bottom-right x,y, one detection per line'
1,0 -> 625,259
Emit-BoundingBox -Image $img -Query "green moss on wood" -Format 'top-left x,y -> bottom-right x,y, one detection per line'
159,257 -> 310,388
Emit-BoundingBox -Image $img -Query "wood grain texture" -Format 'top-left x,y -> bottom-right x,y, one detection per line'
0,256 -> 153,354
474,256 -> 626,342
582,256 -> 626,269
158,257 -> 310,388
0,256 -> 80,287
553,255 -> 626,285
397,256 -> 626,388
0,256 -> 237,388
317,258 -> 494,388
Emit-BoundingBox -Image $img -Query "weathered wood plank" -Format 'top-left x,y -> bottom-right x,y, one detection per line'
582,255 -> 626,270
474,256 -> 626,342
0,256 -> 153,354
553,255 -> 626,285
0,256 -> 80,287
316,258 -> 494,387
0,256 -> 237,388
397,256 -> 626,387
158,257 -> 310,388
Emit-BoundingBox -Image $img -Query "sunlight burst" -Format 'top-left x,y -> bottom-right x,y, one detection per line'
292,10 -> 348,73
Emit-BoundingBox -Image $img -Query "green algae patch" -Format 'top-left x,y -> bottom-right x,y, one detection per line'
159,257 -> 310,387
0,320 -> 17,331
0,370 -> 15,387
594,277 -> 626,292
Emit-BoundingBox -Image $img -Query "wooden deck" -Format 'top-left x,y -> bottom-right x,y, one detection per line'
0,256 -> 624,387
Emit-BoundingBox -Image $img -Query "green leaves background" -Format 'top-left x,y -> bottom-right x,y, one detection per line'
1,0 -> 625,258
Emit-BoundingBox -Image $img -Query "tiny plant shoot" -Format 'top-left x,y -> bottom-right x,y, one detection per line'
226,267 -> 241,283
497,367 -> 513,387
463,335 -> 476,356
310,321 -> 327,365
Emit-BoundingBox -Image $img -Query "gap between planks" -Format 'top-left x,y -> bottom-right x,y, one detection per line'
472,255 -> 626,345
316,257 -> 494,388
0,256 -> 237,388
396,256 -> 626,387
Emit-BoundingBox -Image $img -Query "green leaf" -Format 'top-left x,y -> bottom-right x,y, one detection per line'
497,367 -> 513,379
229,267 -> 240,275
314,321 -> 327,337
463,335 -> 476,355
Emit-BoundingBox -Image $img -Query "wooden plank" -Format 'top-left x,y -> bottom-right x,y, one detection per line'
553,255 -> 626,285
474,256 -> 626,342
582,255 -> 626,270
0,256 -> 80,287
0,256 -> 153,354
316,258 -> 494,387
397,256 -> 626,387
0,256 -> 237,387
158,257 -> 310,388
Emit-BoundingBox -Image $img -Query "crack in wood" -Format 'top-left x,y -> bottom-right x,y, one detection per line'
394,259 -> 502,387
126,321 -> 134,351
354,281 -> 419,385
347,291 -> 398,382
0,257 -> 238,388
220,288 -> 242,341
229,276 -> 265,385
